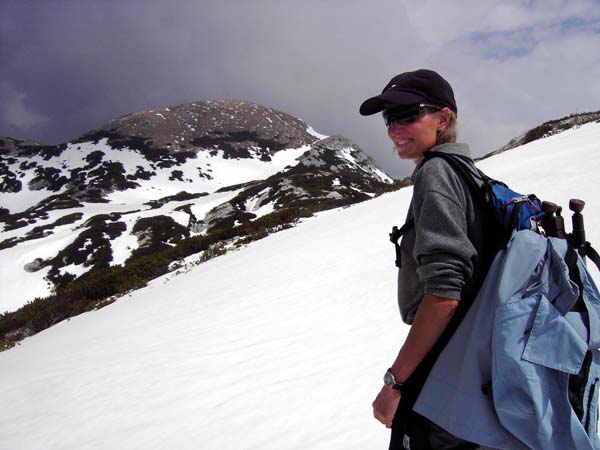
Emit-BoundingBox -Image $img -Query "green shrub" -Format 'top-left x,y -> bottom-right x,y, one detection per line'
199,243 -> 228,262
0,205 -> 322,348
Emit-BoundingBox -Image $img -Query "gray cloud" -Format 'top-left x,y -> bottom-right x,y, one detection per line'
1,0 -> 599,178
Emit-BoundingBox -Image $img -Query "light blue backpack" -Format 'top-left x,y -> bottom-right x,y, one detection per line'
390,151 -> 600,449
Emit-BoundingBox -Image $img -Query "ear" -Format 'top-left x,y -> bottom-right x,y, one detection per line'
436,107 -> 452,132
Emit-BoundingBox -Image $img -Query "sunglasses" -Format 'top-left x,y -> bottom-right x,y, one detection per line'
382,104 -> 441,128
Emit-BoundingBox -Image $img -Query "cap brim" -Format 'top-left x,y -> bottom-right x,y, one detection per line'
359,90 -> 425,116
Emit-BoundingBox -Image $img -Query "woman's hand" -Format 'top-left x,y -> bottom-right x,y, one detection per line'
373,295 -> 456,429
373,386 -> 401,428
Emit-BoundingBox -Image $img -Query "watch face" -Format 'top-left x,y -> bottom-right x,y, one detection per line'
383,371 -> 395,387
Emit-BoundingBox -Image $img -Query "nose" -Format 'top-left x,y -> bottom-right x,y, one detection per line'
387,120 -> 406,135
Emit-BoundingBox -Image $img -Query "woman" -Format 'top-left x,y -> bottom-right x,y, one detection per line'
360,69 -> 487,450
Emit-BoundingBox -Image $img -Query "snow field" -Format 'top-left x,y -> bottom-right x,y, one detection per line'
0,140 -> 313,310
0,187 -> 413,450
104,143 -> 310,204
2,122 -> 600,449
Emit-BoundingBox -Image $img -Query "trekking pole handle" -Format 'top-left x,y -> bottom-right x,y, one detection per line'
542,201 -> 558,214
390,226 -> 400,243
570,199 -> 585,214
570,199 -> 586,254
541,201 -> 565,238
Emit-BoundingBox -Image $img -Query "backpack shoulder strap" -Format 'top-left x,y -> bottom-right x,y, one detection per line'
421,151 -> 489,206
394,152 -> 503,422
390,151 -> 493,269
584,242 -> 600,273
390,219 -> 414,268
421,151 -> 507,245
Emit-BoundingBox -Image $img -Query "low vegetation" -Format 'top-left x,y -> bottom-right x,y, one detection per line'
0,206 -> 319,351
0,125 -> 409,351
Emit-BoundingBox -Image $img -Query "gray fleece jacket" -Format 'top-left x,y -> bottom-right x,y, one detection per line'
397,143 -> 485,324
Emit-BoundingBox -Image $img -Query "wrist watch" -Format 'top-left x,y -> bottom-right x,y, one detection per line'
383,369 -> 403,390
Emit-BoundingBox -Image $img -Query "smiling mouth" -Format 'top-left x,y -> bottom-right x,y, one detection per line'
395,139 -> 411,146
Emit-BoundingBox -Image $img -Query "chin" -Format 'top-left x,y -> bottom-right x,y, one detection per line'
395,148 -> 416,160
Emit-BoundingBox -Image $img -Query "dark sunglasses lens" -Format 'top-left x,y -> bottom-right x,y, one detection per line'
383,107 -> 422,127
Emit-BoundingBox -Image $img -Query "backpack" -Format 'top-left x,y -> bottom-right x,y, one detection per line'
390,150 -> 600,270
388,151 -> 600,449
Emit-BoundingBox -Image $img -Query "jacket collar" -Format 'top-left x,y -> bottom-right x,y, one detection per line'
411,143 -> 472,181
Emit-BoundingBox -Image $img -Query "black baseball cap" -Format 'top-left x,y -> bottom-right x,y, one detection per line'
359,69 -> 457,116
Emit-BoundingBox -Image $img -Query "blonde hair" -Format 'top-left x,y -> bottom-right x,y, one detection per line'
436,109 -> 457,145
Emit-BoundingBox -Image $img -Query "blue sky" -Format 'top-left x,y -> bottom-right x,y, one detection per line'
1,0 -> 599,177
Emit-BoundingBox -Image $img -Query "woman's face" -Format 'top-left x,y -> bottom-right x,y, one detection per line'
387,109 -> 441,161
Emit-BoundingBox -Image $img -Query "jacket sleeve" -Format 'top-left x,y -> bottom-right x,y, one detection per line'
411,159 -> 477,301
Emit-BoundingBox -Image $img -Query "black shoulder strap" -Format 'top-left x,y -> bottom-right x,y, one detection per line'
584,242 -> 600,273
389,151 -> 493,269
421,151 -> 510,248
390,219 -> 414,268
392,153 -> 502,427
421,151 -> 490,206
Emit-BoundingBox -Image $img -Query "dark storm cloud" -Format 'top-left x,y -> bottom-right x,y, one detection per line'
2,0 -> 405,140
1,1 -> 216,143
1,0 -> 423,174
1,0 -> 600,178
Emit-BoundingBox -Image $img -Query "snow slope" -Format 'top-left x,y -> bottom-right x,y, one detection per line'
0,138 -> 313,311
1,132 -> 393,311
1,122 -> 600,450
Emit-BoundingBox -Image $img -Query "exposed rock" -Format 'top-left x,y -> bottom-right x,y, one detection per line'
46,217 -> 127,287
75,99 -> 318,160
0,99 -> 397,314
190,134 -> 396,234
0,137 -> 49,156
129,215 -> 190,260
24,258 -> 47,272
194,202 -> 256,234
0,167 -> 21,193
480,110 -> 600,160
144,191 -> 209,210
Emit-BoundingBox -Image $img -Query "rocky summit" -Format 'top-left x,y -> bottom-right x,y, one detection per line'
0,100 -> 399,325
77,99 -> 318,160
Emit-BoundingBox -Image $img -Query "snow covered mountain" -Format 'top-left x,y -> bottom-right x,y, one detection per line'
0,100 -> 396,314
1,121 -> 600,450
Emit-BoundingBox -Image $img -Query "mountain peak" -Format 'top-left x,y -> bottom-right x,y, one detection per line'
0,99 -> 396,316
77,99 -> 318,158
